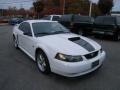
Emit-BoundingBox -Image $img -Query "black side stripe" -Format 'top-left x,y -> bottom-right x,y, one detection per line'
69,38 -> 95,52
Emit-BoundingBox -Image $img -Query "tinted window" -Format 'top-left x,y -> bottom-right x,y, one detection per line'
11,18 -> 18,21
52,16 -> 60,21
103,17 -> 115,25
73,15 -> 93,23
19,22 -> 25,31
117,17 -> 120,24
60,15 -> 73,22
19,22 -> 32,35
32,22 -> 70,37
94,17 -> 104,24
42,16 -> 51,20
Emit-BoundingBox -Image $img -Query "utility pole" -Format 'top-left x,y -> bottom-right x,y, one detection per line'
89,0 -> 99,16
89,1 -> 92,16
20,3 -> 23,9
63,0 -> 65,15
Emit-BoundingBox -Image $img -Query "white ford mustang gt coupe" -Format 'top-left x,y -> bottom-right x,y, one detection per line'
13,20 -> 106,77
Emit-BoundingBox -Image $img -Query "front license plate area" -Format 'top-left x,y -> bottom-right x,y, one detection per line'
92,60 -> 99,68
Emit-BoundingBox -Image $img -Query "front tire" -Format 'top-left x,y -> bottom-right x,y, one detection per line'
78,30 -> 88,36
113,33 -> 120,41
36,50 -> 50,74
78,30 -> 83,35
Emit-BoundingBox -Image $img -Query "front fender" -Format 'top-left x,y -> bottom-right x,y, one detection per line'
35,43 -> 57,65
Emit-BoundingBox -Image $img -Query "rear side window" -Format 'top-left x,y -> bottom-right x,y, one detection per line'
52,16 -> 60,21
19,22 -> 25,32
94,17 -> 103,24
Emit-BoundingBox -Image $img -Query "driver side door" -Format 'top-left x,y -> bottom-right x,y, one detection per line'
18,22 -> 34,57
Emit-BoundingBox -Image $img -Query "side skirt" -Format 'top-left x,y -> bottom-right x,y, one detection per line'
18,45 -> 36,61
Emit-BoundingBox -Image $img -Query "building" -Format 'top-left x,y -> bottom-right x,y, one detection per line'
111,11 -> 120,16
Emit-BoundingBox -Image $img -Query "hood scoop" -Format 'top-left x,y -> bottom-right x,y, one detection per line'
68,37 -> 80,41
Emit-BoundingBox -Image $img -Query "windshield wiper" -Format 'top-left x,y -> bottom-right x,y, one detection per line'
52,31 -> 70,34
35,32 -> 51,35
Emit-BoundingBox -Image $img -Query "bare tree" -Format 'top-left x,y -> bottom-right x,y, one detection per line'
33,0 -> 44,19
98,0 -> 113,15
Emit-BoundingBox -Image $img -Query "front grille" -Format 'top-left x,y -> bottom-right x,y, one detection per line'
84,51 -> 99,59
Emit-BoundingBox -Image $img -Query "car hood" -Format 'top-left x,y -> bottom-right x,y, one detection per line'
36,33 -> 101,55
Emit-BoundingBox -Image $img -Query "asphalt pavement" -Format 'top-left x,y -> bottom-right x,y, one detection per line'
0,25 -> 120,90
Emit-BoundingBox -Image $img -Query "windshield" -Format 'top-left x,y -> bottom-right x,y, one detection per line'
32,22 -> 70,37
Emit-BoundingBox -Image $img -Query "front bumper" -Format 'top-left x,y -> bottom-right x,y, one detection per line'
51,51 -> 106,77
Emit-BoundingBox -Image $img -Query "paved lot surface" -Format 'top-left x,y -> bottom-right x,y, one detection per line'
0,25 -> 120,90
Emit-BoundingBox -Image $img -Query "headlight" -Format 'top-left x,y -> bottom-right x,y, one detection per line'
55,53 -> 83,62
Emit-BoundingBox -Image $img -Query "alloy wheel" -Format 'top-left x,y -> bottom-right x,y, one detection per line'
37,54 -> 47,72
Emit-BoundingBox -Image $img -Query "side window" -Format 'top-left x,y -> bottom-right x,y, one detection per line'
103,17 -> 115,25
117,17 -> 120,24
60,15 -> 72,22
19,22 -> 25,32
94,17 -> 103,25
19,22 -> 32,36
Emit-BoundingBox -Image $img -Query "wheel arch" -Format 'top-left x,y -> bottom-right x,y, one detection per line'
35,48 -> 44,59
13,33 -> 17,40
35,47 -> 49,62
13,34 -> 15,39
35,47 -> 51,72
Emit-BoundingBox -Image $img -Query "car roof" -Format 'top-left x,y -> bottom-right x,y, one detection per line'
44,15 -> 61,17
97,16 -> 117,18
24,20 -> 57,24
49,15 -> 61,16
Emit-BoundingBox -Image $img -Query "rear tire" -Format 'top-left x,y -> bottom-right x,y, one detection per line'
13,35 -> 19,49
36,50 -> 50,74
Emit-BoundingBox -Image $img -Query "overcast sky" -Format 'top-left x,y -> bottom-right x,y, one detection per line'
0,0 -> 119,11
